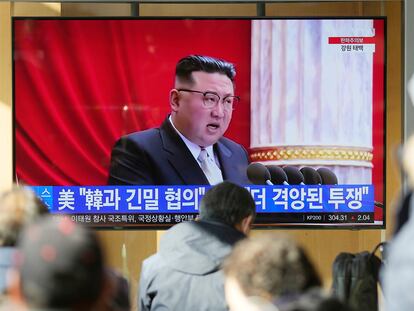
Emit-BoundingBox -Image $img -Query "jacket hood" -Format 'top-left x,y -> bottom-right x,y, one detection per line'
159,220 -> 245,275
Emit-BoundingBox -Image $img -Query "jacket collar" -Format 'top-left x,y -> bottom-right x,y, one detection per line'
160,116 -> 234,185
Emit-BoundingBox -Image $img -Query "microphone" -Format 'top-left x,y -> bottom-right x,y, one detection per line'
247,163 -> 273,185
266,165 -> 289,185
300,167 -> 322,185
374,201 -> 384,208
283,166 -> 305,185
317,168 -> 338,185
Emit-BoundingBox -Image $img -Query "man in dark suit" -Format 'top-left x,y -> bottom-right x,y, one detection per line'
108,55 -> 250,185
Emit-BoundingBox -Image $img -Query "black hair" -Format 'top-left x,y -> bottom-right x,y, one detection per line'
18,217 -> 105,310
199,181 -> 256,227
175,55 -> 236,85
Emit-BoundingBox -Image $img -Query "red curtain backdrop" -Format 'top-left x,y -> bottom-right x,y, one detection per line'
14,19 -> 252,185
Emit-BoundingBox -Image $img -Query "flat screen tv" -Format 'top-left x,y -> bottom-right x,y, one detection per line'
13,17 -> 386,229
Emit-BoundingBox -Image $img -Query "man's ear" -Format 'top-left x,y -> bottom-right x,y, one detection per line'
239,214 -> 254,235
170,89 -> 180,112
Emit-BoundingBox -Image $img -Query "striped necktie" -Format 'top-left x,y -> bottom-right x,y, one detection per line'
197,148 -> 223,185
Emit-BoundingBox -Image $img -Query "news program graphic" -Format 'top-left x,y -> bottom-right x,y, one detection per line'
14,18 -> 385,229
32,185 -> 374,227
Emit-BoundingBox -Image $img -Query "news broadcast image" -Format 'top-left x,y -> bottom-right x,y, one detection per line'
13,18 -> 385,228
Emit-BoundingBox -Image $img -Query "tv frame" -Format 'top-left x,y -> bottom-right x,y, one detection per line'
12,16 -> 387,230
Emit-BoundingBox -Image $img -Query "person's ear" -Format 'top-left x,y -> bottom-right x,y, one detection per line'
239,215 -> 254,235
170,89 -> 180,112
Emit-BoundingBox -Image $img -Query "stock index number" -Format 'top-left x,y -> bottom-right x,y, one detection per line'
327,214 -> 348,222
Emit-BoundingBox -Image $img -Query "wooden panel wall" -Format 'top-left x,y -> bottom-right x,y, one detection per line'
0,2 -> 13,191
139,3 -> 257,16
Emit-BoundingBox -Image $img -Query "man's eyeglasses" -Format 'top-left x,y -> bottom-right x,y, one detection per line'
177,89 -> 240,111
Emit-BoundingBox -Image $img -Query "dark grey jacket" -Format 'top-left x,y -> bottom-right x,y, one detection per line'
138,220 -> 246,311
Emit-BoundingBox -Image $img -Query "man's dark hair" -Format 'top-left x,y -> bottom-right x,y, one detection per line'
16,216 -> 105,310
175,55 -> 236,85
199,181 -> 256,227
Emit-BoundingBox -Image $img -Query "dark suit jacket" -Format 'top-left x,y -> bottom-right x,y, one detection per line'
107,117 -> 250,185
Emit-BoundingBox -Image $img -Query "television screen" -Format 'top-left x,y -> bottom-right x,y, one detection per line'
13,17 -> 385,229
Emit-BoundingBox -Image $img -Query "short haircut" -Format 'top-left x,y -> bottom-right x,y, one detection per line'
175,55 -> 236,85
16,216 -> 105,310
223,233 -> 321,298
199,181 -> 256,227
0,186 -> 49,246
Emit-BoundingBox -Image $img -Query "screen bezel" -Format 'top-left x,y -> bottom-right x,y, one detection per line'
12,16 -> 387,230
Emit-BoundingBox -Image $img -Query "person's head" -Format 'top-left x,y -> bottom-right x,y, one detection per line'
170,55 -> 239,147
0,186 -> 49,247
199,181 -> 256,234
10,216 -> 106,310
223,233 -> 322,311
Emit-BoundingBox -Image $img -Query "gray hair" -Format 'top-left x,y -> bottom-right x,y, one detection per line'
0,186 -> 49,246
223,233 -> 321,299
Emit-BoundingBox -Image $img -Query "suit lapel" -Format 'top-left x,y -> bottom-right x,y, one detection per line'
160,118 -> 209,185
215,140 -> 236,181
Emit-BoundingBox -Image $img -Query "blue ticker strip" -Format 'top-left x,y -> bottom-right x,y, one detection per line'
30,185 -> 374,214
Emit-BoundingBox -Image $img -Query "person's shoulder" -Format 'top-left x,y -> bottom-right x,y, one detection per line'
217,137 -> 248,162
141,252 -> 166,279
122,127 -> 160,142
112,128 -> 161,150
162,221 -> 200,241
218,136 -> 245,150
158,221 -> 208,252
218,135 -> 239,145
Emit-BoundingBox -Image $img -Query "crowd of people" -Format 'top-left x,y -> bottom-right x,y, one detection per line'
2,54 -> 413,310
0,179 -> 399,311
0,183 -> 340,311
1,173 -> 414,310
0,187 -> 130,311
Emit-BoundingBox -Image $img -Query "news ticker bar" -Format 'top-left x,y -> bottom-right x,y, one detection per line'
31,185 -> 374,214
55,212 -> 375,227
255,212 -> 374,224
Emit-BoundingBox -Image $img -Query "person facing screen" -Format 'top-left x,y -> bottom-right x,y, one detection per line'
0,186 -> 49,298
138,181 -> 256,311
108,55 -> 250,185
223,234 -> 351,311
5,216 -> 107,311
